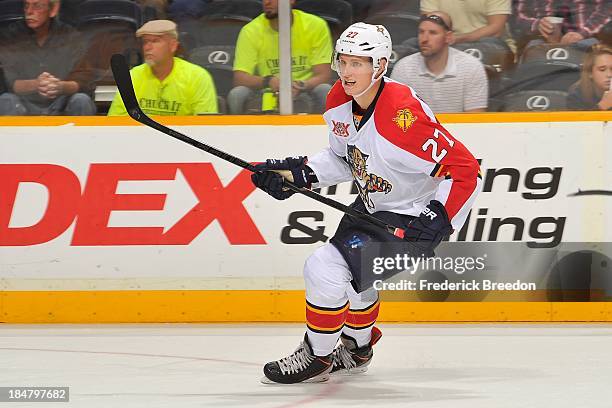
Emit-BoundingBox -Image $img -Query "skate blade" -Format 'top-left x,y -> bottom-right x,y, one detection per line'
331,366 -> 368,376
260,373 -> 330,384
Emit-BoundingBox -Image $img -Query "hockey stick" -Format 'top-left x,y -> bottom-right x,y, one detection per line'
110,53 -> 406,238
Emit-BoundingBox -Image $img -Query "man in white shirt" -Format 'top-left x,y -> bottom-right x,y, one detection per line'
391,12 -> 489,113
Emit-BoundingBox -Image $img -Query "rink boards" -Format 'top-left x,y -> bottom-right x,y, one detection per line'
0,112 -> 611,322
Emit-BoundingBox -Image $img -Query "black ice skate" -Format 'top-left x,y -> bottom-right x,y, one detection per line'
331,326 -> 382,374
261,333 -> 333,384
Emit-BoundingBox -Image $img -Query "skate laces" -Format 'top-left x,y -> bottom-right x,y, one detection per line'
277,342 -> 315,375
331,345 -> 357,370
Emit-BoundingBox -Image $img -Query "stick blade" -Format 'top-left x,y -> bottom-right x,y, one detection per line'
110,53 -> 144,121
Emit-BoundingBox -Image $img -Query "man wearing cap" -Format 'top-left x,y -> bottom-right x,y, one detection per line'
391,12 -> 489,113
108,19 -> 218,116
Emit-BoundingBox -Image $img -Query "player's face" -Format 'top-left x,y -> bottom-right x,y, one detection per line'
337,55 -> 374,95
591,54 -> 612,93
24,0 -> 59,31
142,34 -> 178,67
418,21 -> 451,57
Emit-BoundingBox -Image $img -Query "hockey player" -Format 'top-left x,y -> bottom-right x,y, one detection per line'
252,22 -> 482,384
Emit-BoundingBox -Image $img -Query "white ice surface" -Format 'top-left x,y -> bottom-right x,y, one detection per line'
1,324 -> 611,408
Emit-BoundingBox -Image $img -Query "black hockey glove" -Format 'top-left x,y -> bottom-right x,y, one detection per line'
404,200 -> 453,255
251,156 -> 312,200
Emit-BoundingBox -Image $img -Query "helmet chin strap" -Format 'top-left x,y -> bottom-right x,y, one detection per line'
352,65 -> 387,98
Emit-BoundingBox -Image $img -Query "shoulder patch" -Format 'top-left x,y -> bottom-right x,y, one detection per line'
373,80 -> 441,157
392,108 -> 417,132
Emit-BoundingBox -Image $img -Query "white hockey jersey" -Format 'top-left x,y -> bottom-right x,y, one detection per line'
307,78 -> 482,231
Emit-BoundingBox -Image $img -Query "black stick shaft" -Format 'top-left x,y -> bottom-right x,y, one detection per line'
110,54 -> 406,238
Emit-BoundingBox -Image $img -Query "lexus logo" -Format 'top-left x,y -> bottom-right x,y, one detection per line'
526,95 -> 550,110
463,48 -> 483,60
546,48 -> 569,60
208,51 -> 231,64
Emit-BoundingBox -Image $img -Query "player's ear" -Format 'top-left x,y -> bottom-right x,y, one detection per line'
446,30 -> 455,45
49,0 -> 61,18
170,38 -> 179,54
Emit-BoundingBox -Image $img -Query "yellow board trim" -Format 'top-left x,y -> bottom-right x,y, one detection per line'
2,290 -> 611,323
0,111 -> 610,127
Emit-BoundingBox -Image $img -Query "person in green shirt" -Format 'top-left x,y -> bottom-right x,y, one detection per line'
228,0 -> 333,114
108,19 -> 218,116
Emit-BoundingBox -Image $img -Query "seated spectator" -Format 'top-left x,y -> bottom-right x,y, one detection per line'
513,0 -> 611,51
567,44 -> 612,110
227,0 -> 332,114
421,0 -> 516,55
0,0 -> 96,115
108,20 -> 218,116
391,12 -> 488,113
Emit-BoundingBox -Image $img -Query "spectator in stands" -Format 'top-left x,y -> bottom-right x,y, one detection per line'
391,12 -> 488,113
421,0 -> 516,55
513,0 -> 611,51
108,20 -> 218,116
567,44 -> 612,110
227,0 -> 333,114
0,0 -> 96,115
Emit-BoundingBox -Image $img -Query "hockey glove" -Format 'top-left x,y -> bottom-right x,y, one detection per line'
404,200 -> 453,255
251,156 -> 312,200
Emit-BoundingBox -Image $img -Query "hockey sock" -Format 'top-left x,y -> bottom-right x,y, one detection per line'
305,300 -> 349,356
342,299 -> 380,348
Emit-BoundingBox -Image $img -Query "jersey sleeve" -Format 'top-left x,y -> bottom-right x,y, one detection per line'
376,82 -> 482,231
307,147 -> 352,188
307,80 -> 354,188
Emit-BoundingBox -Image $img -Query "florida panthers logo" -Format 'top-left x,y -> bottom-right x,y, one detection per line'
347,145 -> 392,209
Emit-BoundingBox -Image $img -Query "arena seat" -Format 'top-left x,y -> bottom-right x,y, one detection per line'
520,43 -> 586,66
294,0 -> 353,37
179,18 -> 246,52
77,0 -> 142,29
0,0 -> 23,27
500,90 -> 568,111
189,45 -> 236,98
59,0 -> 86,26
452,40 -> 515,76
509,61 -> 580,92
364,12 -> 420,44
200,0 -> 262,22
366,0 -> 420,16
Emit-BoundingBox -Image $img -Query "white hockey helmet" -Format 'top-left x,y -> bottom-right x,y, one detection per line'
332,22 -> 392,78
